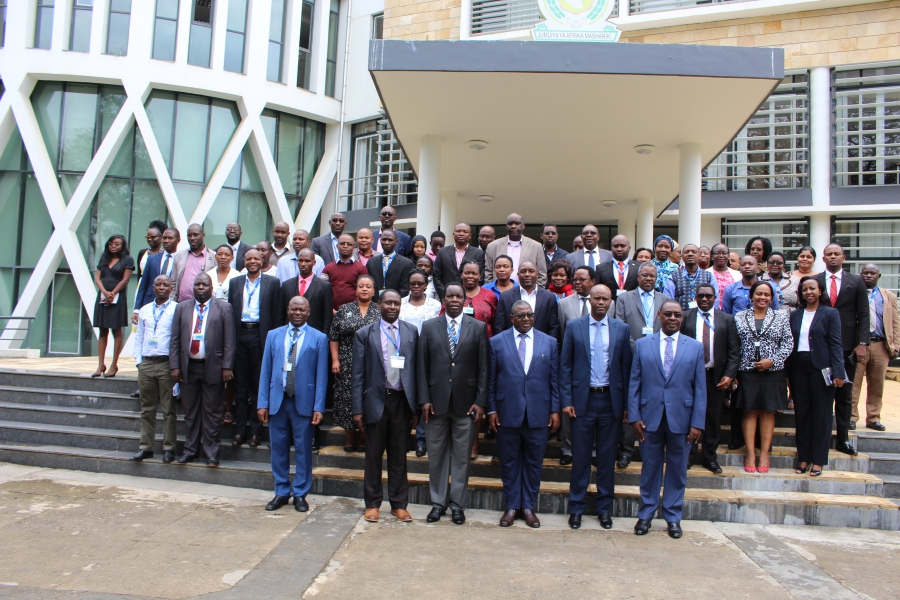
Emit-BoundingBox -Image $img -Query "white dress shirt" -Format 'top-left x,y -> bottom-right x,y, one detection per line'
798,309 -> 815,352
659,331 -> 680,365
516,328 -> 534,373
520,286 -> 538,311
825,269 -> 843,299
242,275 -> 262,322
695,308 -> 716,368
446,313 -> 463,335
507,240 -> 522,282
582,248 -> 602,267
133,300 -> 177,364
190,301 -> 211,359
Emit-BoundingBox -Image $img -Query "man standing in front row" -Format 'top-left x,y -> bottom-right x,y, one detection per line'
352,290 -> 419,523
258,297 -> 329,512
489,300 -> 560,529
628,300 -> 706,539
417,283 -> 489,525
560,284 -> 632,530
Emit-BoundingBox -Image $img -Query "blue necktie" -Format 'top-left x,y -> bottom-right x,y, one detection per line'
664,336 -> 674,378
518,333 -> 527,370
592,321 -> 606,385
588,250 -> 595,269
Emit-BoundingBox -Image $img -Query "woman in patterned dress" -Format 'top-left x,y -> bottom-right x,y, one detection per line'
329,275 -> 381,452
650,235 -> 678,293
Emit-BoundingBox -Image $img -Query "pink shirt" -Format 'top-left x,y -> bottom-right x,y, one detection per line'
455,245 -> 468,268
357,251 -> 374,267
297,273 -> 314,296
507,240 -> 522,282
178,248 -> 208,302
709,268 -> 739,310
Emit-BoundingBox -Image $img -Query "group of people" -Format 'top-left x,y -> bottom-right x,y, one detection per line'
96,206 -> 899,533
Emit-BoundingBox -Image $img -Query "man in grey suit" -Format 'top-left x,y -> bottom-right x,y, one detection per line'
170,273 -> 235,467
417,283 -> 489,525
352,289 -> 419,524
566,224 -> 613,271
484,213 -> 547,287
310,212 -> 346,264
614,262 -> 667,468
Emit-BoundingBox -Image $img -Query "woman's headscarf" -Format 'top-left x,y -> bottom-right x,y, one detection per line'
410,235 -> 428,258
651,235 -> 677,292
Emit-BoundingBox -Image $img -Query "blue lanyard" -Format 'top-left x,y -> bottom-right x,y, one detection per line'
382,253 -> 395,279
683,268 -> 701,300
194,303 -> 206,331
448,319 -> 460,345
288,327 -> 303,361
151,300 -> 170,335
245,276 -> 261,304
641,293 -> 654,327
381,323 -> 401,355
699,310 -> 716,332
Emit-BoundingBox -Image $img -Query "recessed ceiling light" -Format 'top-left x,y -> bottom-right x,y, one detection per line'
478,195 -> 493,203
602,200 -> 618,208
634,144 -> 655,155
468,140 -> 488,150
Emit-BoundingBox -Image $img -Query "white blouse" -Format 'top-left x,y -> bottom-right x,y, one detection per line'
399,296 -> 442,333
797,309 -> 815,352
206,267 -> 242,300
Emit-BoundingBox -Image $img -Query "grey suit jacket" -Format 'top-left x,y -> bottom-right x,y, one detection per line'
171,247 -> 217,301
169,297 -> 236,384
484,236 -> 548,288
614,288 -> 667,342
351,319 -> 419,424
310,233 -> 337,264
557,293 -> 616,342
566,248 -> 613,270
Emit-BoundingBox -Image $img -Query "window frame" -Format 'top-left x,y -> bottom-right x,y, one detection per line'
34,0 -> 56,50
152,0 -> 180,62
187,0 -> 214,68
223,0 -> 248,73
105,0 -> 131,56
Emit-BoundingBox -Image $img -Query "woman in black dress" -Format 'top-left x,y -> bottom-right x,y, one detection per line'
329,275 -> 380,452
92,235 -> 135,378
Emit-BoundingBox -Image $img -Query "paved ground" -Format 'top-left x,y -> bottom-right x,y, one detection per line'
0,464 -> 897,599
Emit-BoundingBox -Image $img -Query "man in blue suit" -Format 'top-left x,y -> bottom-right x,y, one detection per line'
257,296 -> 329,513
133,227 -> 180,315
628,299 -> 706,539
560,284 -> 632,530
489,300 -> 560,529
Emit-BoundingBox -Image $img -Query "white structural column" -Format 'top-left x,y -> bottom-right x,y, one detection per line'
617,218 -> 636,247
701,216 -> 721,250
678,142 -> 702,246
636,197 -> 654,250
440,191 -> 458,233
809,66 -> 833,253
417,135 -> 442,237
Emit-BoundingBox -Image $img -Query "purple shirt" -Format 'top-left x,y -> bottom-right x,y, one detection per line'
178,247 -> 208,302
380,319 -> 403,391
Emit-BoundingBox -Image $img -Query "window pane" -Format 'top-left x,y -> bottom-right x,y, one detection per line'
0,269 -> 14,317
31,82 -> 64,171
70,8 -> 92,52
17,269 -> 49,355
59,174 -> 82,205
110,0 -> 132,11
302,121 -> 322,197
297,51 -> 310,89
193,0 -> 212,23
207,100 -> 239,180
173,182 -> 203,218
152,18 -> 177,61
188,22 -> 212,67
60,84 -> 99,172
224,151 -> 241,189
325,63 -> 335,98
130,180 -> 168,247
203,188 -> 238,249
171,95 -> 209,182
0,126 -> 23,170
107,126 -> 133,177
223,31 -> 244,73
260,110 -> 277,158
35,7 -> 55,49
238,192 -> 270,248
266,41 -> 282,82
277,114 -> 302,196
99,87 -> 126,142
106,11 -> 130,55
269,0 -> 285,42
50,274 -> 82,354
133,128 -> 155,178
0,173 -> 20,266
226,0 -> 246,32
299,3 -> 312,49
20,178 -> 54,268
145,92 -> 176,171
94,178 -> 131,260
156,0 -> 179,20
240,147 -> 264,192
372,13 -> 383,39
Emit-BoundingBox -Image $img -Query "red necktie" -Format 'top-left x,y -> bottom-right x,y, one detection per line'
190,304 -> 205,355
830,275 -> 838,306
299,278 -> 307,296
617,262 -> 625,289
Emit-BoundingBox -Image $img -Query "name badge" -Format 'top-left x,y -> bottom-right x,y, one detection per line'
642,327 -> 654,337
192,333 -> 203,341
463,307 -> 475,315
148,337 -> 158,348
390,355 -> 406,369
283,362 -> 293,372
754,341 -> 761,347
242,311 -> 251,320
688,300 -> 698,309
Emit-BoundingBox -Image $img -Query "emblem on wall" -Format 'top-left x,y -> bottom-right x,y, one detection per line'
532,0 -> 621,42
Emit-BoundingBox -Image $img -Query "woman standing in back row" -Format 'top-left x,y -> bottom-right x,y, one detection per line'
92,235 -> 134,378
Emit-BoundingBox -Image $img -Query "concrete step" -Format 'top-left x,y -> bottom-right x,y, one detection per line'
881,475 -> 900,499
717,446 -> 870,473
867,453 -> 900,476
855,431 -> 900,454
0,369 -> 138,395
722,407 -> 797,428
719,425 -> 855,450
0,442 -> 895,529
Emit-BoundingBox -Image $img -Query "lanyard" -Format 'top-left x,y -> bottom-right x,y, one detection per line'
699,310 -> 716,332
683,268 -> 701,300
382,253 -> 395,279
287,327 -> 303,362
381,323 -> 401,355
869,288 -> 878,305
448,319 -> 460,345
640,293 -> 654,327
151,300 -> 170,335
245,276 -> 261,305
194,303 -> 206,332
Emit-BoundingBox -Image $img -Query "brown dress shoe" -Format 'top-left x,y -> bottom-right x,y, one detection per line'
499,509 -> 517,527
248,435 -> 260,448
231,435 -> 243,447
391,508 -> 413,522
364,508 -> 379,522
522,509 -> 541,528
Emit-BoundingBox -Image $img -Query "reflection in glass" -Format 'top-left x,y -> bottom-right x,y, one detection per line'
70,0 -> 93,53
35,0 -> 55,49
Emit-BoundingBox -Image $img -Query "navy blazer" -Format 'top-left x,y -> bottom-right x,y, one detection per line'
134,252 -> 164,310
494,287 -> 559,339
788,305 -> 846,378
257,325 -> 329,416
559,316 -> 632,420
351,319 -> 419,424
627,333 -> 707,434
488,328 -> 560,429
373,229 -> 412,258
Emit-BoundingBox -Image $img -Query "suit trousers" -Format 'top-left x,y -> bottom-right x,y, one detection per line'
790,352 -> 836,467
496,417 -> 548,511
851,341 -> 889,424
233,327 -> 263,439
638,411 -> 692,523
181,359 -> 225,458
269,394 -> 314,498
364,389 -> 412,509
425,409 -> 477,510
690,370 -> 724,465
834,351 -> 858,444
618,422 -> 636,461
729,403 -> 744,447
562,412 -> 597,458
568,390 -> 618,515
137,358 -> 177,451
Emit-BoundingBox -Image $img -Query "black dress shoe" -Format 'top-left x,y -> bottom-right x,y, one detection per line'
416,444 -> 427,458
294,496 -> 309,512
667,521 -> 683,539
129,449 -> 153,462
249,435 -> 261,448
634,519 -> 651,535
559,455 -> 572,466
163,450 -> 175,463
867,422 -> 886,431
598,513 -> 612,529
232,435 -> 244,447
835,441 -> 858,456
265,495 -> 290,511
175,454 -> 198,464
207,456 -> 219,467
727,440 -> 745,450
130,390 -> 141,398
426,506 -> 445,522
491,456 -> 500,464
311,438 -> 320,453
451,508 -> 465,525
704,461 -> 723,474
568,514 -> 582,529
849,420 -> 857,430
484,429 -> 496,440
616,457 -> 629,469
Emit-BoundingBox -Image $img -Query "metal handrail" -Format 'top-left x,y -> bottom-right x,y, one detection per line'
0,316 -> 36,349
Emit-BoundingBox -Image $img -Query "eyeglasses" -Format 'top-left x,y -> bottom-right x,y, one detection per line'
767,260 -> 784,266
695,293 -> 716,299
661,311 -> 683,318
408,281 -> 426,287
512,313 -> 535,319
380,212 -> 393,217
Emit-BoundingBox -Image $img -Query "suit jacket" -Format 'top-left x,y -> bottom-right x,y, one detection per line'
367,252 -> 414,300
230,241 -> 252,272
257,324 -> 329,416
558,294 -> 589,342
171,247 -> 217,301
227,274 -> 283,347
135,251 -> 164,310
614,288 -> 667,342
596,259 -> 640,293
351,319 -> 419,424
280,275 -> 333,335
373,228 -> 412,258
566,248 -> 614,271
814,270 -> 869,352
680,308 -> 741,384
416,315 -> 489,416
484,236 -> 548,288
495,287 -> 559,340
560,316 -> 633,420
879,287 -> 900,354
169,297 -> 235,383
627,333 -> 707,434
544,247 -> 569,271
310,233 -> 338,264
432,245 -> 485,300
488,328 -> 560,429
787,305 -> 846,378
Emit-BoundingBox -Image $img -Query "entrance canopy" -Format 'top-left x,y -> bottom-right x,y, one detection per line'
369,40 -> 784,231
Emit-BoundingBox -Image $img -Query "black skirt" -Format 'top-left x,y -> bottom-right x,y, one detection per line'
736,369 -> 788,412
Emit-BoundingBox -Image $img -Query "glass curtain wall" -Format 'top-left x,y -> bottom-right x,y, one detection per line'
267,0 -> 287,82
70,0 -> 93,52
834,217 -> 900,295
297,0 -> 314,89
721,218 -> 810,269
224,0 -> 248,73
106,0 -> 131,56
153,0 -> 179,61
1,0 -> 9,47
325,0 -> 340,97
188,0 -> 213,68
35,0 -> 55,49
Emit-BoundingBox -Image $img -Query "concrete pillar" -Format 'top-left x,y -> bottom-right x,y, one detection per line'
810,66 -> 832,212
678,142 -> 702,247
636,198 -> 654,250
440,191 -> 458,234
810,213 -> 831,261
701,216 -> 721,250
617,218 -> 636,248
417,135 -> 441,237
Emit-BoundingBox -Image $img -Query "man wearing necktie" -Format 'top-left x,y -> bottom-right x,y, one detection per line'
133,227 -> 181,319
565,224 -> 613,273
596,235 -> 639,297
628,300 -> 706,539
366,230 -> 414,301
281,248 -> 333,334
560,284 -> 632,530
257,297 -> 329,512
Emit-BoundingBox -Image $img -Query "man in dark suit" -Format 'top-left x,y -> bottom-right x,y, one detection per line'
495,261 -> 559,339
310,212 -> 346,264
566,224 -> 613,271
489,300 -> 560,528
169,273 -> 235,467
560,284 -> 632,530
679,282 -> 740,473
367,229 -> 414,300
596,235 -> 639,296
417,283 -> 489,524
352,289 -> 419,523
432,223 -> 485,299
225,222 -> 252,272
814,243 -> 869,455
281,248 -> 333,334
372,204 -> 412,257
134,227 -> 180,320
227,249 -> 282,447
540,223 -> 568,271
628,300 -> 706,539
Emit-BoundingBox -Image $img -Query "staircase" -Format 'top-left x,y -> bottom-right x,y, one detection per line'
0,368 -> 897,530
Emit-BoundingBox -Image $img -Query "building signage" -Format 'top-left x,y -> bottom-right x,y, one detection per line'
532,0 -> 621,42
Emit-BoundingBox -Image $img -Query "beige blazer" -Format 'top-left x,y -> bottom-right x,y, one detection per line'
879,287 -> 900,354
484,235 -> 548,288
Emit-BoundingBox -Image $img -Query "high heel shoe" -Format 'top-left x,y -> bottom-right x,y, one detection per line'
757,455 -> 769,473
744,459 -> 757,473
795,464 -> 809,474
92,366 -> 107,378
809,467 -> 823,477
103,366 -> 118,378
